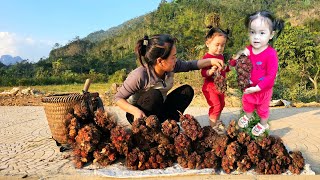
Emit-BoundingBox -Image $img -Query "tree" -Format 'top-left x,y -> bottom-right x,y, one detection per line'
275,24 -> 319,101
52,58 -> 65,76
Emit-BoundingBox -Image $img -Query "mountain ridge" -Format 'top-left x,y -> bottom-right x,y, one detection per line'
0,55 -> 24,65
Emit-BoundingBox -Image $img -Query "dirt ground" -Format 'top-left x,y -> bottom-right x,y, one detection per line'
0,95 -> 43,106
0,94 -> 112,106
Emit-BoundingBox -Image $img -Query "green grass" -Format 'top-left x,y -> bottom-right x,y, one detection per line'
238,111 -> 270,139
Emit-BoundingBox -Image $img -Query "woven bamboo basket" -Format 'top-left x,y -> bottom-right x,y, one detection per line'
42,92 -> 99,145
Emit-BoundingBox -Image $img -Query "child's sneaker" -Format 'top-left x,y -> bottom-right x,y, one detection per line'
251,123 -> 269,136
210,119 -> 225,135
237,115 -> 251,128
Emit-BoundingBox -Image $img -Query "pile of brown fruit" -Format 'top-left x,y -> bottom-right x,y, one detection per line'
235,54 -> 252,91
64,103 -> 305,174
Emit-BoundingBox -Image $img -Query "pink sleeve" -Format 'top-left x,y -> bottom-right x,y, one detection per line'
256,52 -> 279,90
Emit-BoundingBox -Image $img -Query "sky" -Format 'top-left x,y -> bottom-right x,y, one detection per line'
0,0 -> 162,62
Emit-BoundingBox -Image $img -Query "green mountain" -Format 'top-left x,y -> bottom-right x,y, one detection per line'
83,15 -> 148,43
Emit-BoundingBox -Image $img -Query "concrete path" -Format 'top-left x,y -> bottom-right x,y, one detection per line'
0,106 -> 319,179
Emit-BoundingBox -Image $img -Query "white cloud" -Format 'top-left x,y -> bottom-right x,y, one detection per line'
0,32 -> 54,62
0,32 -> 17,55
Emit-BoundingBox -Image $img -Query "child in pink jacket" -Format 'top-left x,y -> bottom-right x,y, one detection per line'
236,10 -> 284,136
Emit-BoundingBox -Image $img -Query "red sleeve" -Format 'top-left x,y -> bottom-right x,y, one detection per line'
229,59 -> 237,67
201,54 -> 210,78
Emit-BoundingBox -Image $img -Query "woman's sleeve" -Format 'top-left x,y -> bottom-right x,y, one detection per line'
113,68 -> 144,103
174,59 -> 199,72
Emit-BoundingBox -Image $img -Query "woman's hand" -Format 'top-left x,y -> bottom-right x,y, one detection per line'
209,58 -> 224,70
132,107 -> 146,121
115,99 -> 146,121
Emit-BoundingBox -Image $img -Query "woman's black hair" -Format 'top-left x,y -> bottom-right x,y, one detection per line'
135,34 -> 177,67
245,10 -> 285,42
205,25 -> 230,40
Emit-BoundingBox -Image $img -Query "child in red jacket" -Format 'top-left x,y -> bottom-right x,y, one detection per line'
201,26 -> 231,134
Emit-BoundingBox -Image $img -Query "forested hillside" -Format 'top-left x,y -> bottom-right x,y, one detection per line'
0,0 -> 319,103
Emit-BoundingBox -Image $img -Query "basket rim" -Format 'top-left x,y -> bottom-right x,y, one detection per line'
41,92 -> 100,103
41,93 -> 83,103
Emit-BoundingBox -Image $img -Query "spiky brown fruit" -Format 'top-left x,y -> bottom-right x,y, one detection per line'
289,151 -> 305,174
225,141 -> 241,158
237,155 -> 252,172
145,115 -> 160,129
247,141 -> 261,164
177,156 -> 188,168
179,113 -> 203,141
126,147 -> 148,170
161,119 -> 180,139
154,132 -> 170,145
201,126 -> 219,148
131,134 -> 151,151
157,144 -> 175,158
110,125 -> 132,156
94,108 -> 116,131
270,137 -> 286,157
174,133 -> 191,156
255,159 -> 270,174
256,136 -> 272,150
65,113 -> 80,144
187,152 -> 203,169
235,54 -> 252,91
213,72 -> 227,93
131,117 -> 148,134
213,135 -> 229,157
237,131 -> 251,146
93,142 -> 118,166
226,120 -> 238,139
75,123 -> 101,153
73,102 -> 92,123
70,117 -> 100,169
143,147 -> 171,169
221,155 -> 236,174
203,150 -> 220,169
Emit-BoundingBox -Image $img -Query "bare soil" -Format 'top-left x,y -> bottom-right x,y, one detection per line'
0,94 -> 112,107
0,95 -> 43,106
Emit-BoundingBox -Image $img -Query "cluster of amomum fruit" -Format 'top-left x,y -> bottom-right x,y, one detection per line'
213,71 -> 227,93
64,102 -> 304,174
235,54 -> 252,91
213,54 -> 251,93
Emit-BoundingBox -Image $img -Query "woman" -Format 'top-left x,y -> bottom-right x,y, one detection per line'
114,34 -> 224,124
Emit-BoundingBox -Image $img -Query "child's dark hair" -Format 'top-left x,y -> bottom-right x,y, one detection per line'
245,10 -> 285,41
135,34 -> 177,67
205,25 -> 230,41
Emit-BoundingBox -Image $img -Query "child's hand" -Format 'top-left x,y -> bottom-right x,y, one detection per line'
207,66 -> 217,76
244,85 -> 261,94
233,48 -> 250,59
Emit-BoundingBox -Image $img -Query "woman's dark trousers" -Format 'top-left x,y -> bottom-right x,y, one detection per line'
126,84 -> 194,124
